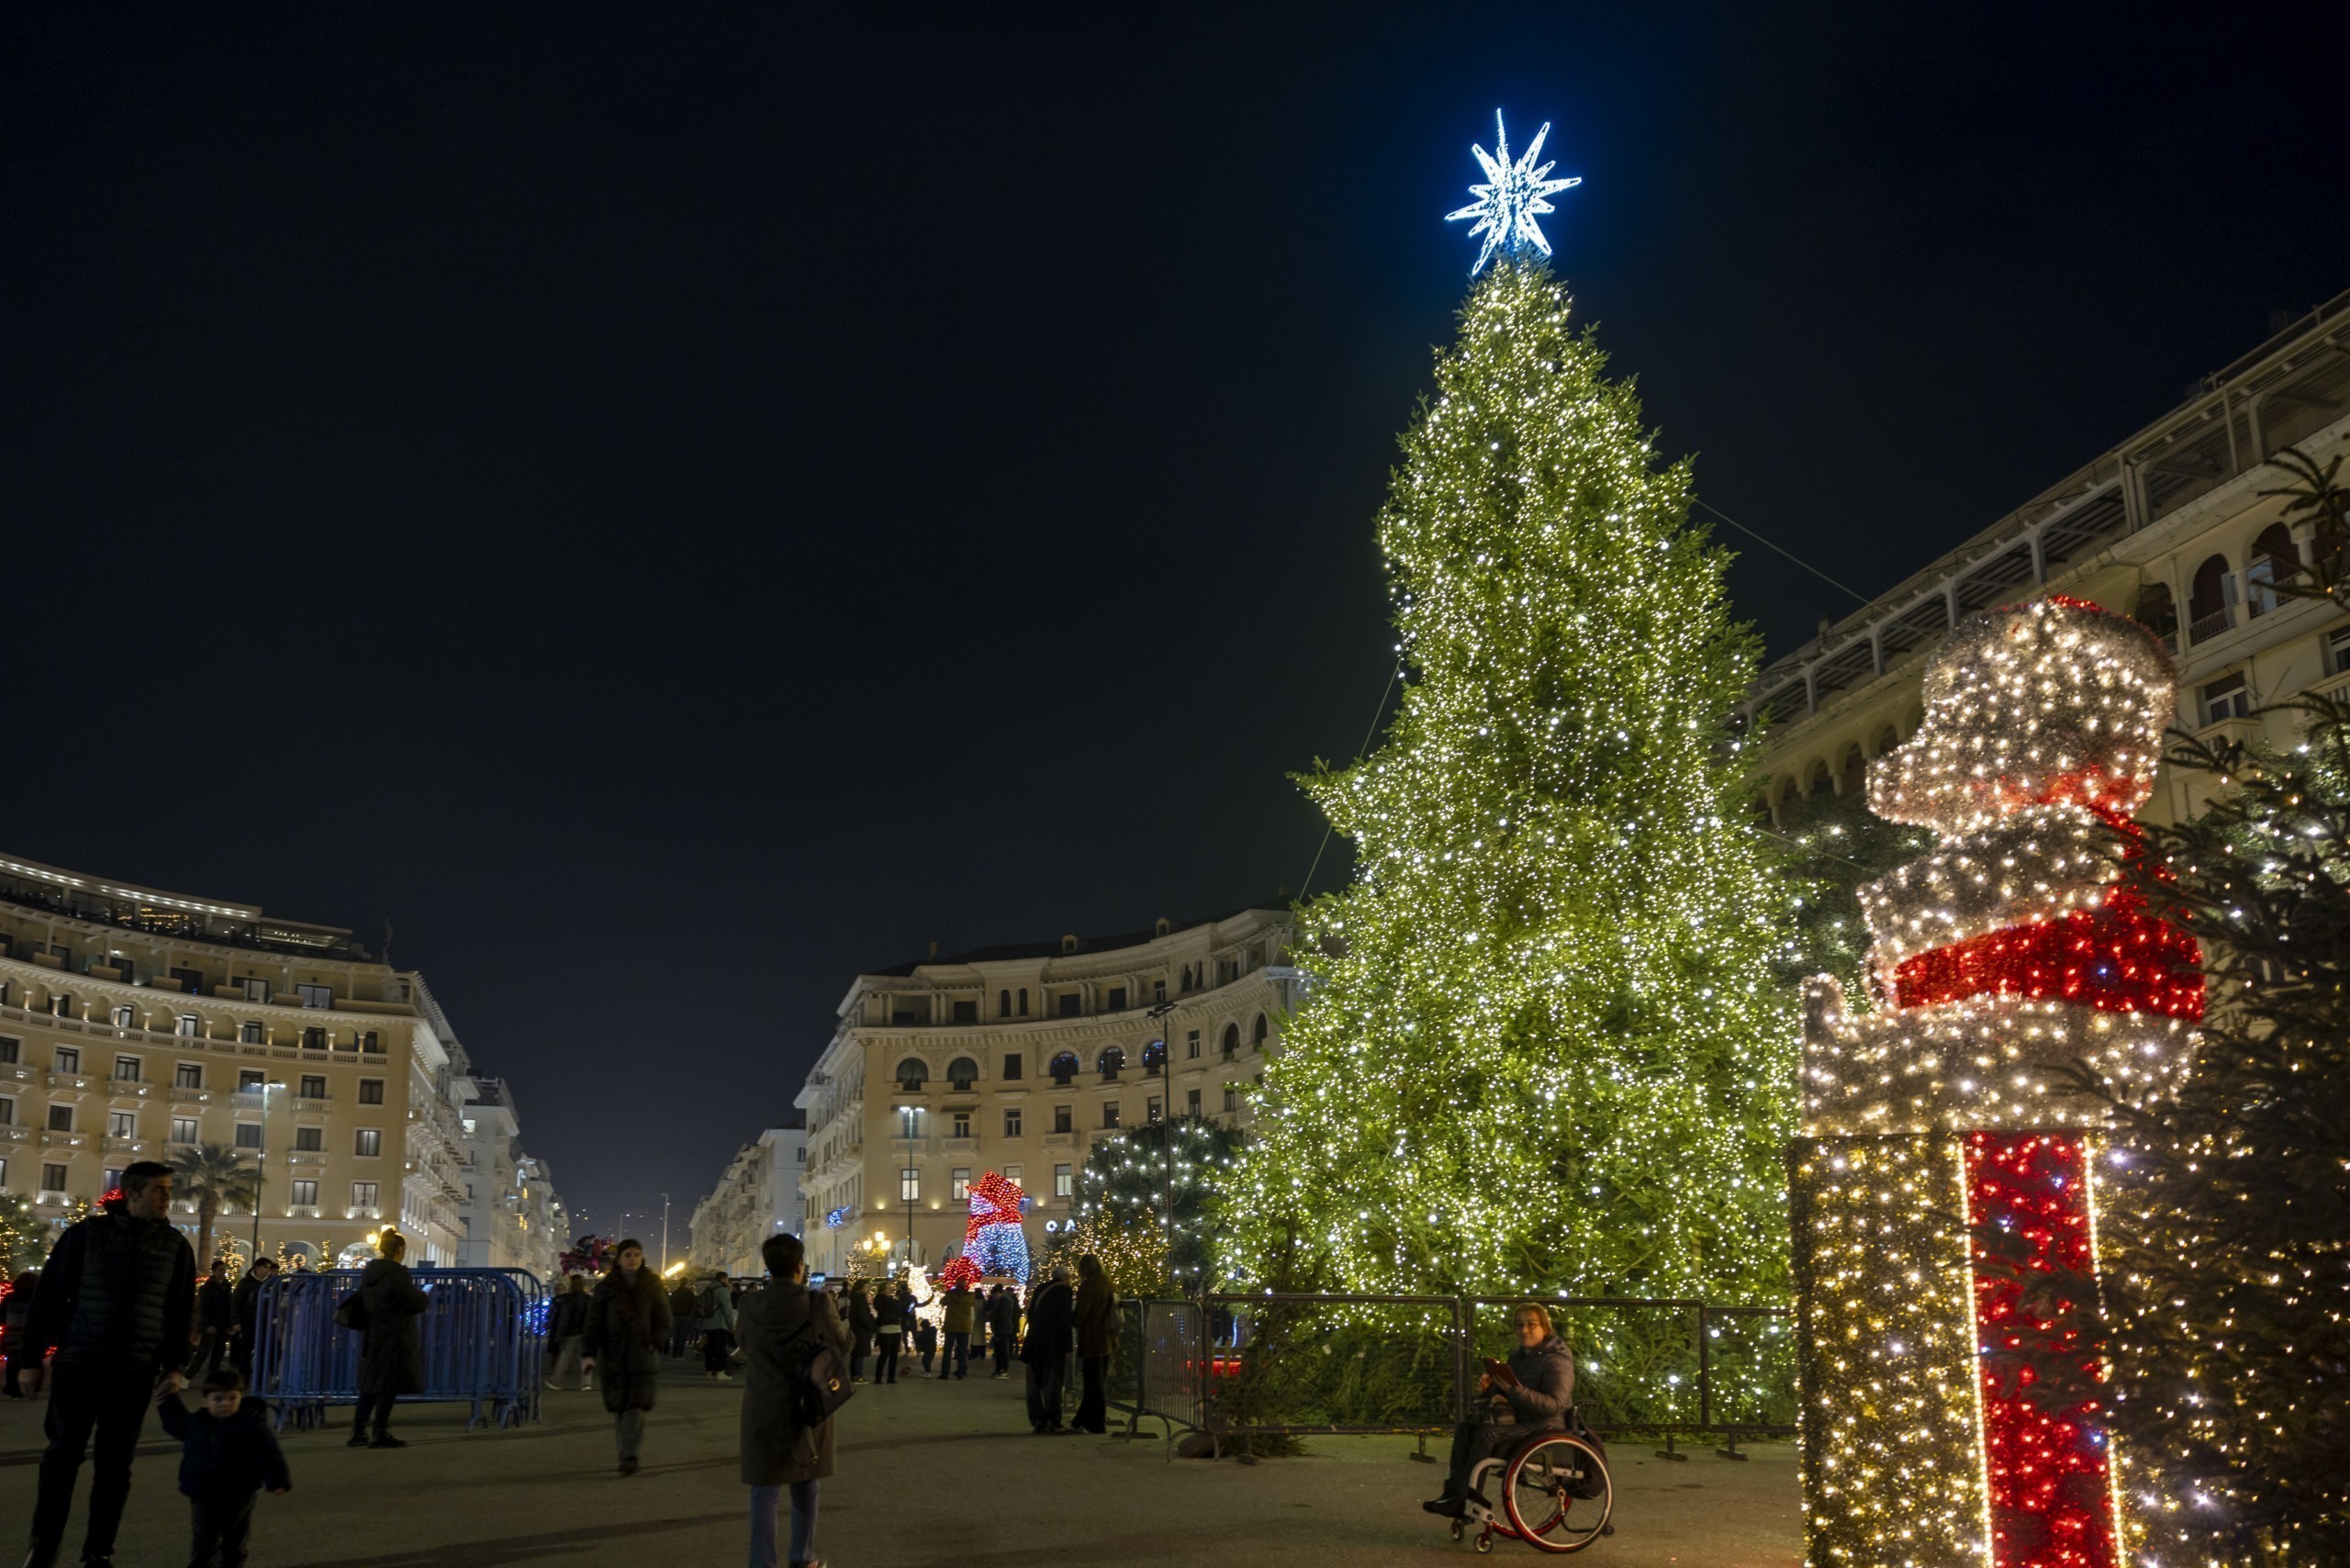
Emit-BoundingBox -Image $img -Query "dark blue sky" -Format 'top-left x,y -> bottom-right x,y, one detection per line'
6,3 -> 2346,1234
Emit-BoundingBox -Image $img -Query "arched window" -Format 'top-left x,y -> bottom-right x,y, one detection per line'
1140,1039 -> 1166,1074
1253,1014 -> 1270,1048
239,1021 -> 264,1045
2248,523 -> 2300,616
2189,554 -> 2235,641
1221,1024 -> 1241,1058
1838,744 -> 1866,796
1873,724 -> 1900,756
2132,582 -> 2177,644
946,1057 -> 979,1092
1807,759 -> 1832,796
1048,1051 -> 1080,1086
999,990 -> 1012,1018
1017,988 -> 1029,1017
895,1058 -> 928,1092
1096,1046 -> 1126,1081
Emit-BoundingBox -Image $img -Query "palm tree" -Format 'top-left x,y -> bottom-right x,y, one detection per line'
166,1143 -> 258,1272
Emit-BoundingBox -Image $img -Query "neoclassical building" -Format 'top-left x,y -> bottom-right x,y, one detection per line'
795,904 -> 1300,1279
1751,289 -> 2350,826
689,1122 -> 807,1278
0,848 -> 548,1271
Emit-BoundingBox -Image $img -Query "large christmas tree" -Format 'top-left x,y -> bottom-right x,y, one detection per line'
1228,258 -> 1792,1305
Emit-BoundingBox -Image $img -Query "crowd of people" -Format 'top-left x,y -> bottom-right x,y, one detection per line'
4,1167 -> 1128,1568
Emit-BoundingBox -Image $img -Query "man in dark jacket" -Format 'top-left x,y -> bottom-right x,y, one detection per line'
228,1259 -> 275,1381
192,1264 -> 233,1377
1020,1267 -> 1075,1433
1425,1302 -> 1578,1517
22,1159 -> 196,1568
739,1233 -> 849,1568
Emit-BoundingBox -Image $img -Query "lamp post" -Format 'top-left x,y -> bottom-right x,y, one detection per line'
1146,1001 -> 1178,1287
894,1104 -> 918,1265
660,1193 -> 671,1273
251,1081 -> 285,1263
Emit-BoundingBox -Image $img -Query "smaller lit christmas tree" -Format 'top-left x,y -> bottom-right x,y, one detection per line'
1072,1116 -> 1244,1293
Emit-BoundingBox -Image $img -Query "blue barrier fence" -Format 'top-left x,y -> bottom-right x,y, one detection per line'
251,1267 -> 549,1431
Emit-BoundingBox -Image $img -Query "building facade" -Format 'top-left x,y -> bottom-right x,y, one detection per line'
689,1122 -> 807,1278
453,1076 -> 565,1280
0,849 -> 549,1272
1750,289 -> 2350,828
795,905 -> 1300,1279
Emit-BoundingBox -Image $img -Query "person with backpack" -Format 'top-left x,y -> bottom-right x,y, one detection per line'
740,1233 -> 849,1568
701,1271 -> 737,1381
581,1238 -> 671,1476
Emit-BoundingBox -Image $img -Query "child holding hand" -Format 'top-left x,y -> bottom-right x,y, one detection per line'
158,1364 -> 292,1567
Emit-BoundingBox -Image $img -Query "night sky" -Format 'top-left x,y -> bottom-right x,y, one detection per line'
6,4 -> 2347,1238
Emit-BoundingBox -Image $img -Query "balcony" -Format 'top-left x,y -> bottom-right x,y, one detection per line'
1041,1132 -> 1076,1150
0,1063 -> 31,1084
0,1125 -> 28,1147
169,1087 -> 213,1104
2188,604 -> 2238,644
942,1137 -> 978,1158
106,1077 -> 151,1097
39,1129 -> 88,1150
46,1071 -> 93,1092
294,1096 -> 330,1112
103,1136 -> 149,1157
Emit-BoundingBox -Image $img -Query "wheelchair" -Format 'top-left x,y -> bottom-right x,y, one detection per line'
1448,1423 -> 1614,1554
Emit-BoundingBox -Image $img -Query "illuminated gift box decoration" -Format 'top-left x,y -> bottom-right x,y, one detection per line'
1791,596 -> 2200,1568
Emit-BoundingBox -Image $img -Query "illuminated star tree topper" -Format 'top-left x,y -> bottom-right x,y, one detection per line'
1445,109 -> 1582,275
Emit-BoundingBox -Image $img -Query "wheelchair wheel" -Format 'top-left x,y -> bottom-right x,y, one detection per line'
1503,1434 -> 1613,1553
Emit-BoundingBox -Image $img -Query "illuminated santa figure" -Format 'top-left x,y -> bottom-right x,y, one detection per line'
1792,596 -> 2201,1568
960,1170 -> 1031,1287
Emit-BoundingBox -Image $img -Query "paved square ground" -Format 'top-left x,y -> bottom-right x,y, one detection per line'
0,1362 -> 1800,1566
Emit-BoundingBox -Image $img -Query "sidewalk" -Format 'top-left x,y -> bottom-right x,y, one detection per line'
0,1361 -> 1799,1566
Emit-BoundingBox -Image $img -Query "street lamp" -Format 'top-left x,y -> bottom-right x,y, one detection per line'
660,1193 -> 671,1273
1146,1001 -> 1179,1287
893,1104 -> 919,1265
251,1081 -> 285,1262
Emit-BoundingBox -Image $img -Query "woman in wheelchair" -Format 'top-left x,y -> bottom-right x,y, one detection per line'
1423,1302 -> 1575,1518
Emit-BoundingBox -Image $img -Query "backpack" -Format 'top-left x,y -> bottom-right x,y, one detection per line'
785,1313 -> 855,1428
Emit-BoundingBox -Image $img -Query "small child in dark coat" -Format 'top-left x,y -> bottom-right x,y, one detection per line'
158,1365 -> 292,1568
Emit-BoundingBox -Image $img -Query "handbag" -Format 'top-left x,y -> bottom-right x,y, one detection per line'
789,1322 -> 855,1428
333,1292 -> 366,1331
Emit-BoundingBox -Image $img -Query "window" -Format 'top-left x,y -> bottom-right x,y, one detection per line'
241,978 -> 270,1004
107,1111 -> 135,1138
113,1056 -> 140,1081
51,992 -> 75,1018
111,1005 -> 135,1028
1223,1084 -> 1239,1114
2204,671 -> 2251,725
999,990 -> 1012,1018
361,1032 -> 383,1054
174,1062 -> 203,1090
354,1128 -> 382,1158
1053,1104 -> 1072,1134
1147,1097 -> 1162,1122
951,999 -> 978,1024
42,1162 -> 68,1193
1053,1163 -> 1072,1198
239,1022 -> 264,1045
896,1058 -> 928,1092
1002,1051 -> 1023,1081
295,983 -> 332,1009
950,1111 -> 971,1139
301,1028 -> 327,1052
174,1014 -> 199,1037
295,1126 -> 322,1152
358,1079 -> 385,1105
951,1169 -> 971,1201
239,1070 -> 264,1092
947,1057 -> 979,1092
54,1047 -> 80,1075
1102,1102 -> 1121,1129
1222,1024 -> 1240,1058
299,1075 -> 326,1099
1186,1030 -> 1200,1059
169,966 -> 205,995
896,1106 -> 921,1138
900,1168 -> 921,1203
1141,1039 -> 1166,1074
1106,986 -> 1127,1012
1017,988 -> 1029,1016
48,1103 -> 74,1132
1187,1088 -> 1202,1116
1153,978 -> 1166,1004
235,1123 -> 263,1150
1003,1163 -> 1022,1184
1254,1014 -> 1270,1049
1048,1052 -> 1080,1086
290,1180 -> 318,1207
1097,1046 -> 1125,1080
171,1116 -> 197,1144
2189,554 -> 2238,642
2331,624 -> 2350,676
0,1098 -> 11,1124
1181,964 -> 1193,991
1058,993 -> 1080,1017
352,1181 -> 379,1210
103,1167 -> 123,1192
0,1038 -> 16,1064
1004,1108 -> 1023,1137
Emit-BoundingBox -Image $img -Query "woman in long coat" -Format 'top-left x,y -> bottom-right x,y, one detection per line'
740,1233 -> 848,1568
352,1231 -> 429,1447
1069,1253 -> 1117,1434
581,1238 -> 671,1475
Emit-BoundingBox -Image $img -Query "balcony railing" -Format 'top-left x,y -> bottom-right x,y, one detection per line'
2188,604 -> 2238,644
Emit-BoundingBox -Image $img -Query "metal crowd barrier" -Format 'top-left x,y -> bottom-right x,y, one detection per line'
1101,1292 -> 1795,1462
251,1267 -> 550,1432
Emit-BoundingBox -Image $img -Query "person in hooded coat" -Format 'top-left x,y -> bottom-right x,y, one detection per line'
352,1231 -> 429,1449
740,1232 -> 849,1568
581,1238 -> 672,1476
1424,1302 -> 1578,1518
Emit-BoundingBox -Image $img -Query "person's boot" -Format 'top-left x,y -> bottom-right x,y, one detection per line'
20,1539 -> 62,1568
1420,1488 -> 1464,1518
368,1431 -> 407,1449
346,1426 -> 369,1448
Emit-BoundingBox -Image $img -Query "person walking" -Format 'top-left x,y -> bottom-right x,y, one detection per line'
700,1271 -> 737,1381
157,1363 -> 290,1568
740,1233 -> 848,1568
22,1159 -> 196,1568
351,1231 -> 429,1450
228,1259 -> 275,1383
545,1275 -> 592,1392
870,1282 -> 901,1385
988,1286 -> 1018,1379
193,1263 -> 233,1378
581,1238 -> 670,1476
1069,1254 -> 1117,1434
668,1271 -> 701,1361
3,1269 -> 39,1398
939,1282 -> 975,1380
1020,1267 -> 1074,1433
845,1282 -> 875,1384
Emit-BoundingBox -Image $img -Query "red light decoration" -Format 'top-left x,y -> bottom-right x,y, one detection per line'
1964,1133 -> 2119,1568
934,1256 -> 981,1293
1894,895 -> 2203,1021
